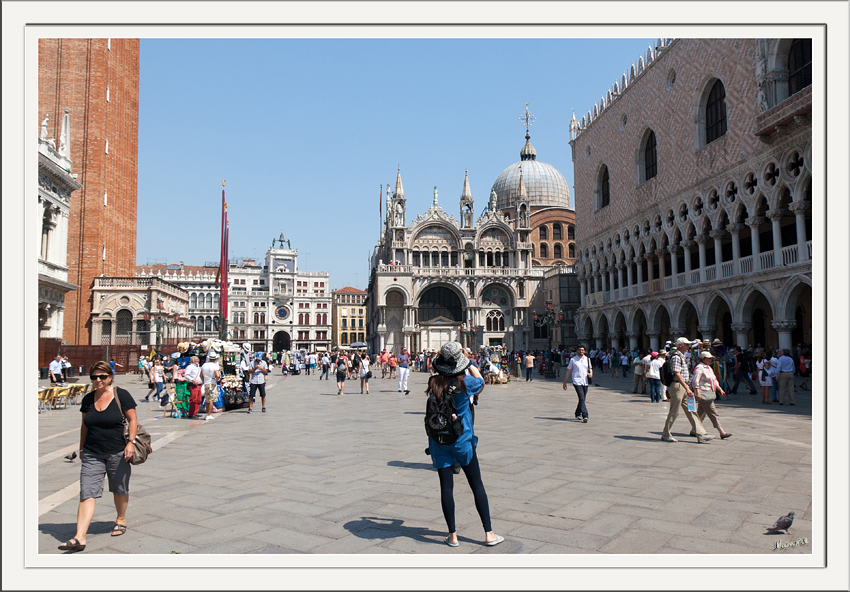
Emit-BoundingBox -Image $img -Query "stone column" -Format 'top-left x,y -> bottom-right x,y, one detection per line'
616,263 -> 625,294
730,322 -> 752,349
608,268 -> 615,294
697,324 -> 716,342
575,333 -> 589,348
647,332 -> 660,352
594,333 -> 604,351
601,270 -> 608,292
611,337 -> 620,351
727,223 -> 744,274
668,326 -> 685,341
646,253 -> 655,284
767,209 -> 784,265
626,331 -> 638,351
771,319 -> 797,352
668,245 -> 679,286
635,256 -> 644,286
789,201 -> 811,262
746,216 -> 764,271
626,258 -> 633,289
579,275 -> 587,303
681,240 -> 694,281
710,229 -> 725,270
593,271 -> 601,294
695,235 -> 708,282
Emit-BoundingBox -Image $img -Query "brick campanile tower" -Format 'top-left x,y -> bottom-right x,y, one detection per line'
38,38 -> 140,345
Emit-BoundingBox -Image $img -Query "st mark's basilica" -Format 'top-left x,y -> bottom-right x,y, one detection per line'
366,110 -> 578,354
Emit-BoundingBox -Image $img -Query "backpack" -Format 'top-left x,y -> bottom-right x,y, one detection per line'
660,356 -> 676,387
424,384 -> 464,445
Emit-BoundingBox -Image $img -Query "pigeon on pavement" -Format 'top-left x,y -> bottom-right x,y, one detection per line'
64,451 -> 77,463
767,511 -> 795,535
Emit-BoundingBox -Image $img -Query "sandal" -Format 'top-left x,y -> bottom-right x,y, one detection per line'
485,535 -> 505,546
444,536 -> 459,547
111,523 -> 127,537
58,537 -> 86,552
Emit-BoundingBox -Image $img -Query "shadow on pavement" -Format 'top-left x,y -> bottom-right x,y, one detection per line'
403,411 -> 425,415
39,520 -> 115,542
344,517 -> 457,545
387,460 -> 434,471
533,416 -> 569,421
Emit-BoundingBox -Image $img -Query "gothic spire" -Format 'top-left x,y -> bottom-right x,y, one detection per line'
461,169 -> 472,200
518,165 -> 528,200
393,165 -> 405,199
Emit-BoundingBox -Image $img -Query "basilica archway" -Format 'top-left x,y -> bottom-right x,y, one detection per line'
273,330 -> 291,352
417,285 -> 464,351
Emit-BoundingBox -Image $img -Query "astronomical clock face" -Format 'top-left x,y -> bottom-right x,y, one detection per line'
275,306 -> 290,321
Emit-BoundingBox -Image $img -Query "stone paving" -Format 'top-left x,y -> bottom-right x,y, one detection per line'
37,367 -> 813,554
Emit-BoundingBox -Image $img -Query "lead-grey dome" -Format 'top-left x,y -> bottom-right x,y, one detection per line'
491,134 -> 571,211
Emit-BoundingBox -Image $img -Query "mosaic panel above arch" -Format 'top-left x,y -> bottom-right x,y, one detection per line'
412,225 -> 459,248
479,284 -> 513,308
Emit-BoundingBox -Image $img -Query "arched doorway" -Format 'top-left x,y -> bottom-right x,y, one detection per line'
418,285 -> 463,351
705,293 -> 732,343
632,308 -> 649,352
273,331 -> 291,352
740,287 -> 776,348
385,290 -> 406,354
116,309 -> 133,345
677,300 -> 699,341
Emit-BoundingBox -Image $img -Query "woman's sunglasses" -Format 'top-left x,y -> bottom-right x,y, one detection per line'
90,374 -> 111,381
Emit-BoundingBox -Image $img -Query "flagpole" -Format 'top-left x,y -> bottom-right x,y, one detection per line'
220,180 -> 227,341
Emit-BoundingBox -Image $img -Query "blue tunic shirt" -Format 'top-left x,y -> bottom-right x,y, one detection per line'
428,375 -> 485,469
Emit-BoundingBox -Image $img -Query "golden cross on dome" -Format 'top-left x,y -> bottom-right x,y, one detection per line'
518,103 -> 536,132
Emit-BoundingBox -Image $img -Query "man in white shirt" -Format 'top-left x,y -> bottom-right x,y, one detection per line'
632,351 -> 645,393
200,351 -> 221,420
769,349 -> 781,402
49,354 -> 64,385
562,345 -> 593,423
248,354 -> 269,414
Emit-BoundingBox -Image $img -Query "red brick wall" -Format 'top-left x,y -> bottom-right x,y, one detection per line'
39,38 -> 140,344
572,39 -> 760,246
529,207 -> 577,265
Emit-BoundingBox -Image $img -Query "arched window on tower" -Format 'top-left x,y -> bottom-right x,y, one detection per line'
568,225 -> 575,240
554,243 -> 563,259
788,38 -> 812,96
190,293 -> 197,309
569,243 -> 576,258
540,243 -> 549,258
539,226 -> 548,240
553,223 -> 562,240
705,79 -> 727,144
205,293 -> 212,309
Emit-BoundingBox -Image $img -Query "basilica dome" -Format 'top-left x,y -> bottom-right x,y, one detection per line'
491,133 -> 571,211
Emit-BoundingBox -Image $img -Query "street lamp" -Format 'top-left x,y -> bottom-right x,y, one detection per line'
533,299 -> 564,378
142,307 -> 182,354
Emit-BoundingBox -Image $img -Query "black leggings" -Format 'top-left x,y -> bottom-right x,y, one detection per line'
437,453 -> 491,534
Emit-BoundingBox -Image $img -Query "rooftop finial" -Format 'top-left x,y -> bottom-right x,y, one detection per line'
519,102 -> 536,140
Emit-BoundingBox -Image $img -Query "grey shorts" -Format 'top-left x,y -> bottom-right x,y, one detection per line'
80,451 -> 131,500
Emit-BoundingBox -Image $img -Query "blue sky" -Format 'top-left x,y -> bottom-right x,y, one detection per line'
137,37 -> 655,289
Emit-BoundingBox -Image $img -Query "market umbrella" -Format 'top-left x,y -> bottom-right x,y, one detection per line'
350,342 -> 367,349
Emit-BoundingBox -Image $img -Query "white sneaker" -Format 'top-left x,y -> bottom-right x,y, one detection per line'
661,435 -> 677,442
696,434 -> 714,443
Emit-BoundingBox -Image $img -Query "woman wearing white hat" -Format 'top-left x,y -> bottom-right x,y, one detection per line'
690,351 -> 731,439
426,342 -> 502,548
